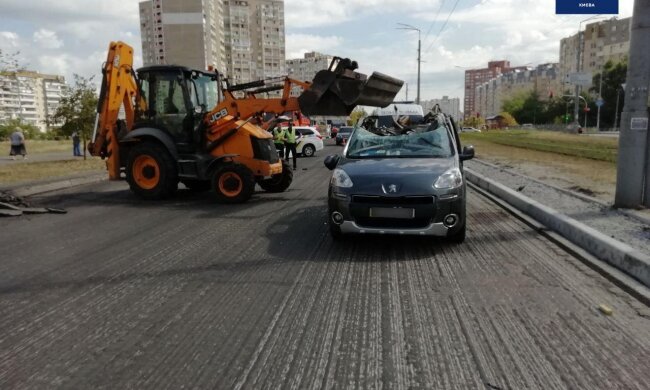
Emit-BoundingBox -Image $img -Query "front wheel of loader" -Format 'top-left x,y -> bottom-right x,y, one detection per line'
211,162 -> 255,204
257,160 -> 293,193
126,142 -> 178,200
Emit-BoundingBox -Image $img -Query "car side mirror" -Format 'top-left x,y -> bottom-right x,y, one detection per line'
324,154 -> 340,170
460,145 -> 475,161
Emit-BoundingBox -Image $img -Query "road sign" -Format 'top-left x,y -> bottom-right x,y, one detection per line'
596,98 -> 604,107
566,72 -> 593,87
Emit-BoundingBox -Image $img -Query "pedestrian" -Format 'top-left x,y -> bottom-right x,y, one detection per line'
284,122 -> 301,170
72,131 -> 81,156
9,127 -> 27,160
272,124 -> 285,159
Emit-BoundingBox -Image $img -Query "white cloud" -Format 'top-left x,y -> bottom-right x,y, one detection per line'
0,31 -> 20,48
286,34 -> 345,59
285,0 -> 443,28
33,29 -> 64,49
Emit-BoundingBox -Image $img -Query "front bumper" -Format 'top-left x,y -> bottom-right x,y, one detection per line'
339,220 -> 449,236
329,187 -> 465,237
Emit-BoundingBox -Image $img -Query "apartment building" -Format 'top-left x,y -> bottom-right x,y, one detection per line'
0,71 -> 65,132
463,60 -> 511,120
223,0 -> 285,83
286,51 -> 333,96
421,97 -> 461,122
474,63 -> 560,119
139,0 -> 285,84
559,17 -> 630,83
139,0 -> 226,72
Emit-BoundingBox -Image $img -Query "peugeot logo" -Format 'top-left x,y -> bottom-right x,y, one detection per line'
382,184 -> 400,194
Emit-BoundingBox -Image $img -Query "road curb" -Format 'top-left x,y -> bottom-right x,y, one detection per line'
1,172 -> 106,197
466,168 -> 650,288
470,159 -> 650,226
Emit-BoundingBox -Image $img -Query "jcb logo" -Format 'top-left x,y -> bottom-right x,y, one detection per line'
209,109 -> 228,123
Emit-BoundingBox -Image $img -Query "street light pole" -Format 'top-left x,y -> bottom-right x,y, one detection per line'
596,65 -> 603,131
397,23 -> 421,105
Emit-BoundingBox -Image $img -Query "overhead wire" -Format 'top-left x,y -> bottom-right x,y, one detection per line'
422,0 -> 447,45
426,0 -> 462,52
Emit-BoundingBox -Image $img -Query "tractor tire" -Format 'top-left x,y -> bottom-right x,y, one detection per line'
257,160 -> 293,193
182,180 -> 211,192
302,144 -> 316,157
211,162 -> 256,204
126,142 -> 178,200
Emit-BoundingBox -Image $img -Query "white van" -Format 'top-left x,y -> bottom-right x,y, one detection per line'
369,103 -> 425,128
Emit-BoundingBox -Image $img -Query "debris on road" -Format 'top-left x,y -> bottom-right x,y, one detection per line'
0,191 -> 67,217
599,304 -> 613,316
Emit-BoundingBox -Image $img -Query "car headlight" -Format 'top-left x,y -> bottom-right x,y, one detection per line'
434,167 -> 463,189
331,168 -> 353,188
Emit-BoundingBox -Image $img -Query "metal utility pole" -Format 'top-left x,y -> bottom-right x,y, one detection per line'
574,29 -> 582,130
397,23 -> 421,105
615,0 -> 650,208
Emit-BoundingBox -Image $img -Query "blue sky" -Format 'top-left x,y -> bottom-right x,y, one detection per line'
0,0 -> 634,111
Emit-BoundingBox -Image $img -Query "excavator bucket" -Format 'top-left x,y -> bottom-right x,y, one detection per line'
298,58 -> 403,116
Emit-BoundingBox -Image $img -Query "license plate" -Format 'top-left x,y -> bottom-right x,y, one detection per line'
369,207 -> 415,219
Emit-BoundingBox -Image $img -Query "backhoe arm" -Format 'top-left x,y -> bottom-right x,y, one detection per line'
206,77 -> 310,125
89,41 -> 145,180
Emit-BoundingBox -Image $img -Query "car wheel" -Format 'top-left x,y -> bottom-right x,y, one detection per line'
126,142 -> 178,200
302,144 -> 316,157
447,223 -> 466,244
211,162 -> 255,203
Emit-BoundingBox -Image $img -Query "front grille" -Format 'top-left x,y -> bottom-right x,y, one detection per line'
251,137 -> 280,163
355,217 -> 431,229
352,195 -> 434,205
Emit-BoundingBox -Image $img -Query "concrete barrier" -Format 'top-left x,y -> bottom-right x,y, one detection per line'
466,168 -> 650,287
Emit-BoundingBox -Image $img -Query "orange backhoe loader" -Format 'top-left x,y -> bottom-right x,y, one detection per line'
89,41 -> 403,203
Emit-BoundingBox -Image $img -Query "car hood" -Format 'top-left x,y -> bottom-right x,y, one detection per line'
337,157 -> 457,195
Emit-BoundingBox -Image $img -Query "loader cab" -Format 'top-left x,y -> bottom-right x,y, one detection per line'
136,66 -> 220,152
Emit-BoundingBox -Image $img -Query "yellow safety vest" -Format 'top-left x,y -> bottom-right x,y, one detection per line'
285,127 -> 297,144
273,128 -> 285,144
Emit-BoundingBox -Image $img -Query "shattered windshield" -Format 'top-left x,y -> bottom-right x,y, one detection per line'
346,125 -> 454,159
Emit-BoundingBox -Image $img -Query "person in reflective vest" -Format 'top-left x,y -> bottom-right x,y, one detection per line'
284,122 -> 300,170
272,126 -> 285,159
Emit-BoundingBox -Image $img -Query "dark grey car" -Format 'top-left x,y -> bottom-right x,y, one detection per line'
324,113 -> 474,242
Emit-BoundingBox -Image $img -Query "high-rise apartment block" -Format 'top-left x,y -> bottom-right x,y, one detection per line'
139,0 -> 285,84
139,0 -> 226,71
474,63 -> 560,119
0,71 -> 65,132
559,17 -> 630,83
286,51 -> 333,95
463,61 -> 511,120
421,97 -> 461,122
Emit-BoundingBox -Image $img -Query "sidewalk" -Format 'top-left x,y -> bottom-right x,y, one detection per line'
466,159 -> 650,256
0,152 -> 81,166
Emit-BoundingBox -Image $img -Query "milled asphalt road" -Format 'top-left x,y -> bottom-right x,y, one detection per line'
1,142 -> 649,389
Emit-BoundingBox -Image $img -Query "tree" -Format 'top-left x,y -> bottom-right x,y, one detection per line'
348,107 -> 366,125
499,112 -> 518,126
0,49 -> 23,73
462,115 -> 485,128
0,118 -> 39,140
590,59 -> 627,128
49,74 -> 98,159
